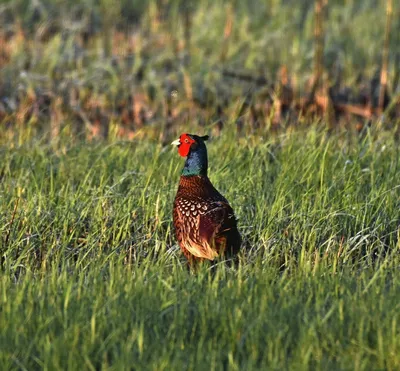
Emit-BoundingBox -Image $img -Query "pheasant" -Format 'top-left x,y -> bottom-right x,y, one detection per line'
171,133 -> 242,264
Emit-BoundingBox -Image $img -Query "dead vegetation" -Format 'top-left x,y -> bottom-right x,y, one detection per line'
0,0 -> 399,141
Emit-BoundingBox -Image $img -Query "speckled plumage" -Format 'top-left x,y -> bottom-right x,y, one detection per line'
172,134 -> 241,263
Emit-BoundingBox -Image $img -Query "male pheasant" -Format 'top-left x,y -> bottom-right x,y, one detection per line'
171,133 -> 241,264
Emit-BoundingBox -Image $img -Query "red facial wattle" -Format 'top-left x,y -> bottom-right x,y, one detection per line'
178,134 -> 195,157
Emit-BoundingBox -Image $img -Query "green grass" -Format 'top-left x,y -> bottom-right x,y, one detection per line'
3,0 -> 398,78
1,126 -> 400,370
1,0 -> 399,369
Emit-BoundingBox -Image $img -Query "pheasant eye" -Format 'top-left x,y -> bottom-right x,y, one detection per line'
185,139 -> 189,143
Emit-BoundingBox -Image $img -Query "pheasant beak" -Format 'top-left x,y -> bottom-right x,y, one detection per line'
171,138 -> 181,146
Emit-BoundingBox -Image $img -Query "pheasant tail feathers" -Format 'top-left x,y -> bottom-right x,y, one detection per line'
180,214 -> 221,260
182,238 -> 219,260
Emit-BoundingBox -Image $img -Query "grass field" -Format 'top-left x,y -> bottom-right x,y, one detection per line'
1,126 -> 400,370
1,0 -> 399,140
1,0 -> 400,370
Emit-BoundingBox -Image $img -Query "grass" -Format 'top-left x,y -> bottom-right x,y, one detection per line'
1,0 -> 400,369
1,126 -> 400,370
1,0 -> 399,140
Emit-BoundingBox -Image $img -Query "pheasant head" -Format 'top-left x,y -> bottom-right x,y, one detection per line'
171,133 -> 210,177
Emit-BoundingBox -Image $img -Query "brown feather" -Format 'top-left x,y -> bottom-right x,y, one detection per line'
173,175 -> 241,263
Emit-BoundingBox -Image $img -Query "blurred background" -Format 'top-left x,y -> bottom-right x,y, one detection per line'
0,0 -> 399,143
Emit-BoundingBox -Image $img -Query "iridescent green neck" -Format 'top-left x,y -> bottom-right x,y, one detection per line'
182,144 -> 208,177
